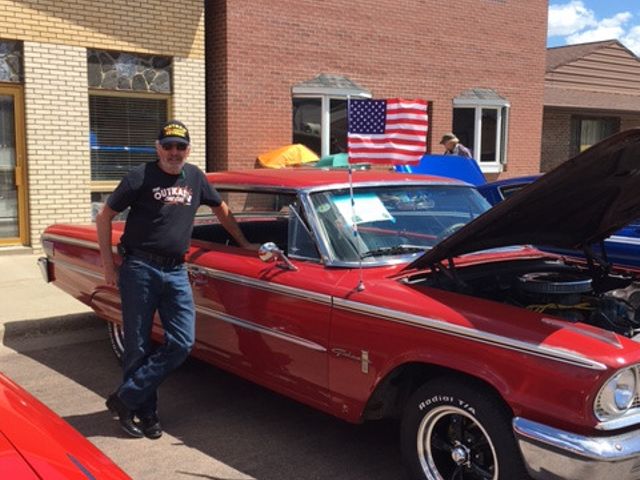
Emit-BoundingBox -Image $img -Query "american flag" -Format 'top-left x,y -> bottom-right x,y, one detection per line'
348,98 -> 429,165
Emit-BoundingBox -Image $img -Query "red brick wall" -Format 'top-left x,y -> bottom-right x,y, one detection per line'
621,115 -> 640,131
207,0 -> 548,176
205,0 -> 228,170
542,110 -> 640,173
541,108 -> 573,172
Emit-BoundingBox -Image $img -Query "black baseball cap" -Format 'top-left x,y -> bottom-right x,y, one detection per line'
158,120 -> 190,145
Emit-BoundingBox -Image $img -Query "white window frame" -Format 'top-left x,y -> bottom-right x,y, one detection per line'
292,87 -> 371,158
453,97 -> 510,174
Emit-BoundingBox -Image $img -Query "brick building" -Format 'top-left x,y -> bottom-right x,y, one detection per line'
205,0 -> 548,178
0,0 -> 548,251
542,40 -> 640,171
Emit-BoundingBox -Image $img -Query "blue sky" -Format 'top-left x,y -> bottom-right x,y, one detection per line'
548,1 -> 640,54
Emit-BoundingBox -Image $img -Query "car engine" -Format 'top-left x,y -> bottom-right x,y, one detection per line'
421,259 -> 640,338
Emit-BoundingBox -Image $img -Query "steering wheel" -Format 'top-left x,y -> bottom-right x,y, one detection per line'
437,223 -> 466,241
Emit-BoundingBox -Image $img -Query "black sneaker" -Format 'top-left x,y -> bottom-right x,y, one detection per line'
140,414 -> 163,439
106,393 -> 144,438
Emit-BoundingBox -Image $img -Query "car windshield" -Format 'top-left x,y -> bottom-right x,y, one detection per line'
309,184 -> 491,263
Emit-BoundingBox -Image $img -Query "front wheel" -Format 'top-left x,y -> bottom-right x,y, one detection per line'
401,377 -> 528,480
107,321 -> 124,363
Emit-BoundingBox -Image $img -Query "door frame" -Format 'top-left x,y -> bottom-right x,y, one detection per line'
0,83 -> 28,246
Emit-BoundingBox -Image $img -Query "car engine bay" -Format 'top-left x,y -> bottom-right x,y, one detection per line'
418,258 -> 640,338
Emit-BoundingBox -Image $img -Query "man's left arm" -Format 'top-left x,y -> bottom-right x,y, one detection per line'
211,201 -> 259,250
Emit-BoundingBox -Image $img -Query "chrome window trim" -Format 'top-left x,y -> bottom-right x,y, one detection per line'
195,305 -> 327,353
297,183 -> 470,268
213,179 -> 461,196
189,265 -> 332,306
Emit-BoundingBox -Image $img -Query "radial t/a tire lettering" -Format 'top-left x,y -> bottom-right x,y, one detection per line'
400,377 -> 529,480
107,321 -> 124,363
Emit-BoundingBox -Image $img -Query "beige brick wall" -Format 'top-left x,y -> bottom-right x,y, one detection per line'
24,41 -> 91,248
0,0 -> 205,59
1,1 -> 206,250
22,48 -> 206,250
172,57 -> 206,170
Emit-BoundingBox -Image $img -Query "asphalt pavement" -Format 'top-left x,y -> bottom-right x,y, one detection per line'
0,252 -> 410,480
0,252 -> 95,337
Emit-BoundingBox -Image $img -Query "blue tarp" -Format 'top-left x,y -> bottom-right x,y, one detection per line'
394,154 -> 487,186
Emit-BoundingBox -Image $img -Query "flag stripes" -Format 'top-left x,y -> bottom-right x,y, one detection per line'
348,98 -> 428,165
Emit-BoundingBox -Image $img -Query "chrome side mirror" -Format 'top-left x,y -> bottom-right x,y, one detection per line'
258,242 -> 297,271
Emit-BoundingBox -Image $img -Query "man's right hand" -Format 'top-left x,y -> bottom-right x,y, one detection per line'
103,262 -> 118,286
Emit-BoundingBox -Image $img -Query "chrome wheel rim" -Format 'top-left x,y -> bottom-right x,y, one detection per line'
108,322 -> 125,359
417,405 -> 498,480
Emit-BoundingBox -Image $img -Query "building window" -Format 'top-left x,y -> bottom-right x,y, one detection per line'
88,50 -> 171,186
292,74 -> 370,158
572,116 -> 618,154
87,50 -> 171,93
292,97 -> 348,156
0,40 -> 23,83
453,90 -> 510,173
89,94 -> 168,182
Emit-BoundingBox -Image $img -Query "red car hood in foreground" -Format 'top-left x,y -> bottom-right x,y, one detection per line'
410,129 -> 640,269
0,373 -> 129,479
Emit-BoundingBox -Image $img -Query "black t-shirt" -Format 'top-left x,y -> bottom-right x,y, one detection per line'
108,162 -> 222,257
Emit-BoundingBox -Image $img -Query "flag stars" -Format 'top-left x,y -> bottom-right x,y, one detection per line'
349,100 -> 386,134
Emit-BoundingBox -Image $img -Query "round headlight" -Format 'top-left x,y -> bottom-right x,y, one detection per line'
595,368 -> 637,421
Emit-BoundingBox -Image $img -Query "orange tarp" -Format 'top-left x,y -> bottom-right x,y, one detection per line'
257,144 -> 319,168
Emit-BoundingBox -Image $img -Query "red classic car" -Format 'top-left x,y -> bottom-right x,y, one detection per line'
0,371 -> 130,479
39,129 -> 640,480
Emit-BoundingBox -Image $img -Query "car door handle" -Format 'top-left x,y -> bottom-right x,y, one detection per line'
188,267 -> 208,286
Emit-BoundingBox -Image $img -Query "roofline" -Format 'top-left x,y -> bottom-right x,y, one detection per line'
546,39 -> 639,72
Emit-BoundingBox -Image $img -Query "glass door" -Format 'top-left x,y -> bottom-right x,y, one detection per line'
0,85 -> 27,245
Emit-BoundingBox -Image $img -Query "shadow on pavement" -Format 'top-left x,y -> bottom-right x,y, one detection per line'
3,328 -> 407,480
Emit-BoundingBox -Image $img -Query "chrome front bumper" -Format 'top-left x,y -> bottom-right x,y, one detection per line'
513,417 -> 640,480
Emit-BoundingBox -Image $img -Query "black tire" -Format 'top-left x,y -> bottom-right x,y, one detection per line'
401,377 -> 529,480
107,321 -> 124,363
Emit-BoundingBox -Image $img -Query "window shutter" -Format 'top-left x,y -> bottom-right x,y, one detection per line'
90,95 -> 167,181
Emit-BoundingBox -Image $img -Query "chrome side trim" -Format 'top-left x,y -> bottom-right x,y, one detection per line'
195,305 -> 327,352
42,235 -> 606,370
513,416 -> 640,480
42,233 -> 100,252
333,298 -> 607,371
189,265 -> 332,306
607,235 -> 640,246
47,257 -> 104,280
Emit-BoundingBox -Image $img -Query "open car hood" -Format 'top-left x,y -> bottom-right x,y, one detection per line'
409,129 -> 640,270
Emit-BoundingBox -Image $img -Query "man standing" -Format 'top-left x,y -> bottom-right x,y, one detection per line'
96,120 -> 254,439
440,132 -> 473,158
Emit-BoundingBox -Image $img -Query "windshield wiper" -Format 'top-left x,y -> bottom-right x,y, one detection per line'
360,244 -> 427,258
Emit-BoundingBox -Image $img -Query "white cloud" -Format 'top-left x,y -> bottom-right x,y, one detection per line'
622,26 -> 640,55
548,1 -> 596,37
566,12 -> 632,44
548,2 -> 640,55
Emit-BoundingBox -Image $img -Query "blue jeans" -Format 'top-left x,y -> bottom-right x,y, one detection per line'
117,255 -> 195,417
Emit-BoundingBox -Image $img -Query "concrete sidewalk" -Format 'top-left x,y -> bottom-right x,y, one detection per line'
0,253 -> 97,342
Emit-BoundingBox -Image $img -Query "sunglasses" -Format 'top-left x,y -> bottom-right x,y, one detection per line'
161,142 -> 188,151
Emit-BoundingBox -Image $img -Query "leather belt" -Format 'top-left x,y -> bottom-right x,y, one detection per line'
127,248 -> 185,268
